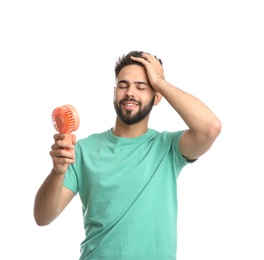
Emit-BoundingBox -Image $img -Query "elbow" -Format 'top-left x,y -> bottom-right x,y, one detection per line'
34,216 -> 51,227
208,118 -> 222,140
34,219 -> 50,227
34,211 -> 55,226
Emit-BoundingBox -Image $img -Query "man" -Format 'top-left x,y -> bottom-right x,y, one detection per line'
34,51 -> 222,259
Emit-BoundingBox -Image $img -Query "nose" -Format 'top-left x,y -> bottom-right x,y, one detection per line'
125,85 -> 135,98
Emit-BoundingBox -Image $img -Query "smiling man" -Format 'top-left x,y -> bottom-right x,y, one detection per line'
113,63 -> 161,129
34,50 -> 222,260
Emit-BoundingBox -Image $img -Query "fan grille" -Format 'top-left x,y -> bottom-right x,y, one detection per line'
51,105 -> 78,134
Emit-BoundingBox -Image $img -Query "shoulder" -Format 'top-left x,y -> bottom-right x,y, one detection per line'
153,129 -> 186,142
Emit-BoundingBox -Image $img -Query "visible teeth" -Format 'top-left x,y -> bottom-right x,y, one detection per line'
126,104 -> 134,106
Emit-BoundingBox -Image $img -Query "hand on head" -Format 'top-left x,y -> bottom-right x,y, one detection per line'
130,52 -> 165,92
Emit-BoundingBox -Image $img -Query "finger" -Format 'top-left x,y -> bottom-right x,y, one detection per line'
50,146 -> 75,160
142,53 -> 163,65
53,133 -> 65,141
141,52 -> 152,60
130,55 -> 149,66
58,140 -> 75,150
51,139 -> 74,151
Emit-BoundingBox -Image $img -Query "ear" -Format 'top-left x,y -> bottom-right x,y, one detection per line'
113,87 -> 116,100
154,92 -> 162,106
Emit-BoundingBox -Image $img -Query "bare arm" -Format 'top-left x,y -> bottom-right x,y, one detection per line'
155,82 -> 221,160
34,134 -> 76,226
131,53 -> 222,160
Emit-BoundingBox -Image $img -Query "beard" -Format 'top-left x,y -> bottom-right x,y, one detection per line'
114,96 -> 155,125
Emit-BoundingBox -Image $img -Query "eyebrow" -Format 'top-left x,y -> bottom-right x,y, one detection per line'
117,80 -> 150,87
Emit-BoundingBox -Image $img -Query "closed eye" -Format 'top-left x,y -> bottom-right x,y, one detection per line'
135,81 -> 151,90
116,80 -> 150,90
117,83 -> 128,89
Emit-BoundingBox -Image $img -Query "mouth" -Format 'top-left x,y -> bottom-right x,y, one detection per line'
120,98 -> 140,110
122,101 -> 138,109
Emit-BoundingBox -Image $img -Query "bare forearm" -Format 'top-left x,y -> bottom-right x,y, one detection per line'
157,81 -> 221,135
34,169 -> 65,226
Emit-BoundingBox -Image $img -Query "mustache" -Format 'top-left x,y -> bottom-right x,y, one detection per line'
119,97 -> 142,106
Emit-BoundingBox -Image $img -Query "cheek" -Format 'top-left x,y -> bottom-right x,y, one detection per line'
143,92 -> 155,103
114,93 -> 123,105
115,89 -> 126,101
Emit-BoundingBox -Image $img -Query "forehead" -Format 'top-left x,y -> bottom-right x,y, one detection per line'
116,65 -> 148,82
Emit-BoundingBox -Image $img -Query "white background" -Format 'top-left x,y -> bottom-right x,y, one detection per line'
1,1 -> 263,259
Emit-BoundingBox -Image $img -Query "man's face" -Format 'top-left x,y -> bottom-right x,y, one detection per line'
114,65 -> 156,125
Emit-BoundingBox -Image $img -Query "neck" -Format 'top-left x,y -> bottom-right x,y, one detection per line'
112,118 -> 149,138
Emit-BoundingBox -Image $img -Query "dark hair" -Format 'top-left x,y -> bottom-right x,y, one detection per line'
114,51 -> 163,78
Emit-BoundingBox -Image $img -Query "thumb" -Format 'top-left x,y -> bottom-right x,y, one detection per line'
72,134 -> 77,145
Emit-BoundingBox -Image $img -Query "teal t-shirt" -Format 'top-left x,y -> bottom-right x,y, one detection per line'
64,128 -> 191,260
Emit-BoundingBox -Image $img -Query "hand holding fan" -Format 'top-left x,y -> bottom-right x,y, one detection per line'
51,104 -> 80,146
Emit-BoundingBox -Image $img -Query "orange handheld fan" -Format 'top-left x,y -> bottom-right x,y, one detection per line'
51,104 -> 80,145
